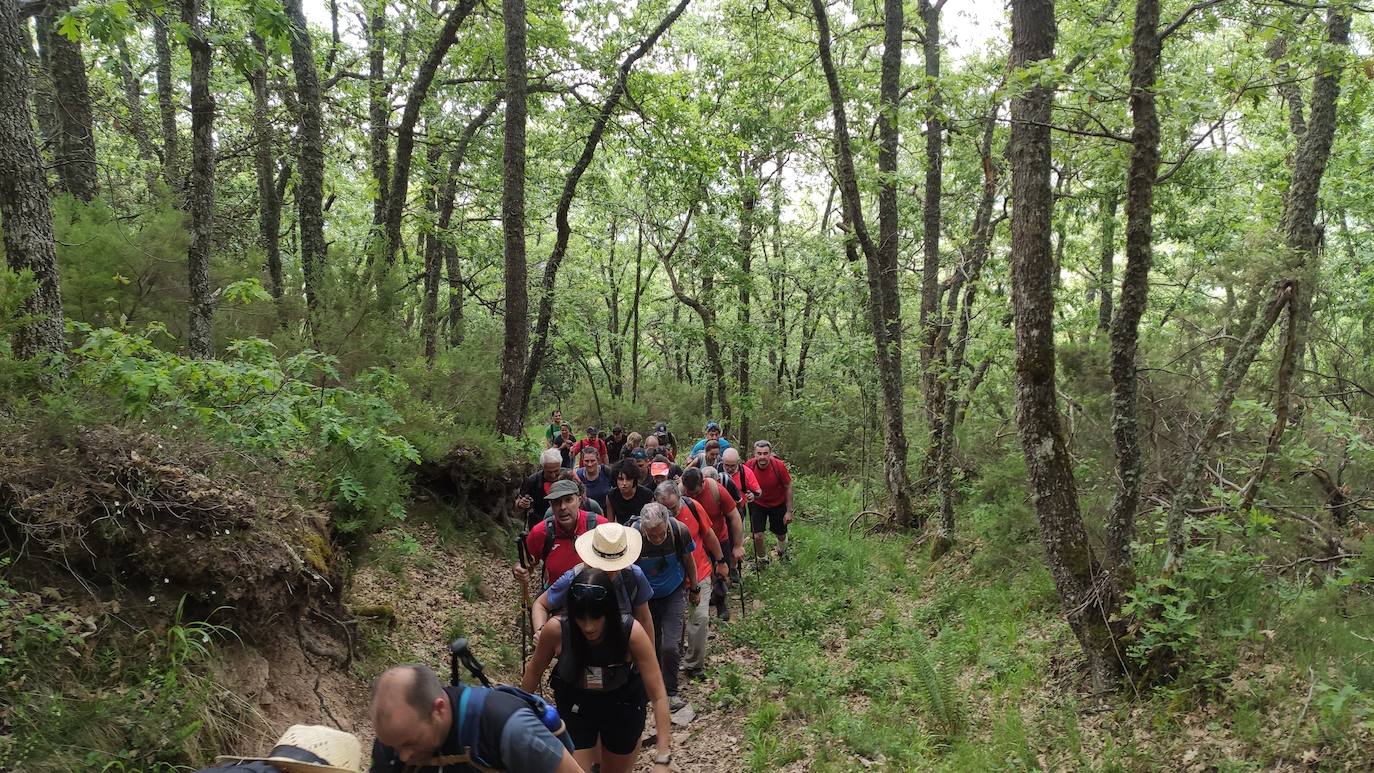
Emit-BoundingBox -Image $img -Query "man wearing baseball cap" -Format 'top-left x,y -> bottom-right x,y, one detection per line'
689,421 -> 733,458
514,479 -> 606,590
532,522 -> 655,646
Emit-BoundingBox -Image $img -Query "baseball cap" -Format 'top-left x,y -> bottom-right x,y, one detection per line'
655,422 -> 668,433
650,462 -> 670,477
545,479 -> 581,500
631,449 -> 648,460
705,421 -> 720,431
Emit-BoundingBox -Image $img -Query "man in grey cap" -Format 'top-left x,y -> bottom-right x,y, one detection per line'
515,478 -> 606,589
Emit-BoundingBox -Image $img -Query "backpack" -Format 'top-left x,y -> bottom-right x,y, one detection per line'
450,685 -> 573,770
629,515 -> 693,572
539,511 -> 599,563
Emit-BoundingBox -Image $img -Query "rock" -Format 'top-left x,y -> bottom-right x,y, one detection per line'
671,704 -> 695,726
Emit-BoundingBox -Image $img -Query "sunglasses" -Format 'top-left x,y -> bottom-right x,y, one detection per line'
571,583 -> 608,602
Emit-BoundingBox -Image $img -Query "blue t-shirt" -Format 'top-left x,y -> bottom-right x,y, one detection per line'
545,564 -> 653,615
576,466 -> 613,506
690,437 -> 733,457
635,526 -> 695,599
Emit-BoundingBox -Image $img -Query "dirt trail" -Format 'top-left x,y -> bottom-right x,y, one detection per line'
341,518 -> 766,772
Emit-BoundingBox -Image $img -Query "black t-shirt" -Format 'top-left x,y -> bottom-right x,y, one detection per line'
370,686 -> 562,772
603,484 -> 656,524
606,435 -> 628,463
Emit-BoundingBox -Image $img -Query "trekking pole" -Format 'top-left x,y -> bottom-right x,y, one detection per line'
450,638 -> 494,688
516,533 -> 534,666
737,561 -> 746,621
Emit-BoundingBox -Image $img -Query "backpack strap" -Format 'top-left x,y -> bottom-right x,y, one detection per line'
539,515 -> 557,562
458,685 -> 492,769
584,510 -> 597,533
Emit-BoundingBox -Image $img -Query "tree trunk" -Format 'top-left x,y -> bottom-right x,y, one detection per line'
811,0 -> 915,528
445,243 -> 464,346
736,172 -> 757,442
28,14 -> 58,154
368,5 -> 389,234
182,0 -> 214,358
153,13 -> 180,195
1239,6 -> 1351,512
632,220 -> 644,402
249,34 -> 285,325
116,39 -> 159,193
1009,0 -> 1122,691
284,0 -> 326,325
380,0 -> 480,269
436,94 -> 501,350
606,216 -> 624,396
1097,192 -> 1117,331
517,0 -> 693,411
494,0 -> 530,437
43,0 -> 96,201
421,137 -> 443,364
1105,0 -> 1163,592
918,0 -> 945,492
0,0 -> 64,358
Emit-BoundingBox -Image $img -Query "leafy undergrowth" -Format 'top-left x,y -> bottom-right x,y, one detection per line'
713,476 -> 1374,771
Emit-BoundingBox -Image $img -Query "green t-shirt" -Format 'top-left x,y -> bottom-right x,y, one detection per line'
545,423 -> 559,442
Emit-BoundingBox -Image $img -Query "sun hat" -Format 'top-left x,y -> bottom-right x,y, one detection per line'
575,522 -> 642,571
545,479 -> 581,500
215,725 -> 362,773
650,462 -> 670,477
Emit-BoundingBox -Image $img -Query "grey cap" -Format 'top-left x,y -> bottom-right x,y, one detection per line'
545,479 -> 581,500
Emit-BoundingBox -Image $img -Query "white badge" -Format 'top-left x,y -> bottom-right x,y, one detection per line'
585,666 -> 604,690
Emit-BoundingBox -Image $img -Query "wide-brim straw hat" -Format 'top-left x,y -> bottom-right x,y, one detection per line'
575,522 -> 642,571
215,725 -> 362,773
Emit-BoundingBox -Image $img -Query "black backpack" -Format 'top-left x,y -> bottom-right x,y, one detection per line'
629,514 -> 694,573
539,510 -> 599,563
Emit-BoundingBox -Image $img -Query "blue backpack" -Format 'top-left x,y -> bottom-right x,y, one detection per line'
441,640 -> 573,770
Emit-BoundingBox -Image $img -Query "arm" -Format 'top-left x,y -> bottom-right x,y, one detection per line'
698,522 -> 727,580
726,505 -> 745,562
629,622 -> 673,767
533,588 -> 552,630
633,601 -> 654,647
520,618 -> 560,693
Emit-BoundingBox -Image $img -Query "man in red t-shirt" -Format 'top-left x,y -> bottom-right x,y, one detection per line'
680,468 -> 744,618
743,439 -> 794,564
721,447 -> 761,504
653,481 -> 725,680
570,425 -> 609,464
512,479 -> 605,589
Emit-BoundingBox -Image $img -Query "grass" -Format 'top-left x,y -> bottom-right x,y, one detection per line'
712,474 -> 1374,770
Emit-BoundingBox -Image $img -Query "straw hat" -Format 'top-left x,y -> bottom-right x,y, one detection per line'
215,725 -> 362,773
575,522 -> 643,571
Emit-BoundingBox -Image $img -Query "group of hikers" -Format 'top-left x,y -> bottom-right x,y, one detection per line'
201,416 -> 795,772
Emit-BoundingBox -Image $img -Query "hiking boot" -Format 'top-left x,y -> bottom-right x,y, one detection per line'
753,555 -> 770,571
717,603 -> 731,622
669,694 -> 687,712
682,666 -> 705,682
773,548 -> 789,563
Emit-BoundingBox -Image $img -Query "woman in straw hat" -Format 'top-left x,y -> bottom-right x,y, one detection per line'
520,567 -> 673,773
533,522 -> 657,648
199,725 -> 362,773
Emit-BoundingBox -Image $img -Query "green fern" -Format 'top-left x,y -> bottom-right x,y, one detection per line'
911,645 -> 964,740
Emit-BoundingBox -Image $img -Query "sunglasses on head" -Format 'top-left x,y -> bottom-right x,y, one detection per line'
571,583 -> 608,602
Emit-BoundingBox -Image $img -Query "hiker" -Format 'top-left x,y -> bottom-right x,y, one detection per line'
685,438 -> 722,471
199,725 -> 362,772
544,410 -> 564,448
518,450 -> 570,528
605,426 -> 628,464
532,523 -> 655,646
688,421 -> 732,458
622,431 -> 643,460
629,448 -> 650,482
744,440 -> 794,564
630,502 -> 699,710
570,427 -> 608,465
653,481 -> 727,682
649,423 -> 678,461
539,472 -> 605,519
650,461 -> 671,487
554,424 -> 576,468
370,664 -> 581,772
516,479 -> 606,590
603,460 -> 655,525
520,568 -> 674,773
680,467 -> 745,618
720,447 -> 761,505
573,446 -> 612,508
704,464 -> 742,504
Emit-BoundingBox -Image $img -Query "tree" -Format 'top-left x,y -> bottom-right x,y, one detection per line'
248,33 -> 286,324
42,0 -> 97,201
152,11 -> 180,194
493,0 -> 529,437
182,0 -> 215,358
1008,0 -> 1123,691
811,0 -> 916,528
0,0 -> 64,358
284,0 -> 326,323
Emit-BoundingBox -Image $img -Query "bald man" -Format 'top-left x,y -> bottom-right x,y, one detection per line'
369,664 -> 582,772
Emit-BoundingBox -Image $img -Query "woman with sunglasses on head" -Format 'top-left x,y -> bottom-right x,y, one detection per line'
520,567 -> 674,773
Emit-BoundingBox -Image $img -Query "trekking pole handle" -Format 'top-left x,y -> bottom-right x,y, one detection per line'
450,638 -> 494,688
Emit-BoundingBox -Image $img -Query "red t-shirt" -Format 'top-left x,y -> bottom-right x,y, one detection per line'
744,457 -> 792,508
690,478 -> 738,543
571,437 -> 609,463
675,500 -> 713,583
524,511 -> 606,584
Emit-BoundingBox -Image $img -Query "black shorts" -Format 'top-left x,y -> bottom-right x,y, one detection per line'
749,502 -> 788,536
550,673 -> 647,755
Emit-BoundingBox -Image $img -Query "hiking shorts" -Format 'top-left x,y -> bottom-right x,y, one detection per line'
550,673 -> 647,755
749,502 -> 788,536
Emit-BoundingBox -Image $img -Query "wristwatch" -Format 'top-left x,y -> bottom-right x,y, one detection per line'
654,752 -> 672,765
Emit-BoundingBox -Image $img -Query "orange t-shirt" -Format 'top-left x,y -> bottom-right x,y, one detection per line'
691,478 -> 738,543
675,500 -> 714,583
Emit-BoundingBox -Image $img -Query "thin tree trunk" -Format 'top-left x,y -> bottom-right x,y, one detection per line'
811,0 -> 915,528
182,0 -> 214,357
29,15 -> 58,154
606,216 -> 624,396
632,219 -> 644,402
517,0 -> 694,411
918,0 -> 946,492
284,0 -> 326,324
1105,0 -> 1163,592
116,40 -> 159,193
1,0 -> 65,358
494,0 -> 529,437
1097,192 -> 1117,331
736,171 -> 757,442
380,0 -> 480,269
44,0 -> 96,201
445,243 -> 464,346
1009,0 -> 1122,692
436,94 -> 501,350
153,13 -> 180,195
421,136 -> 443,364
249,34 -> 285,325
368,5 -> 389,234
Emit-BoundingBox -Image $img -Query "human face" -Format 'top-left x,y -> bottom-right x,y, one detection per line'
706,448 -> 720,465
722,449 -> 740,472
656,491 -> 680,511
574,614 -> 607,643
374,701 -> 447,765
552,494 -> 580,525
552,410 -> 562,424
754,445 -> 772,467
707,428 -> 720,440
542,461 -> 562,480
636,458 -> 649,476
644,437 -> 660,454
643,522 -> 668,545
581,450 -> 600,472
616,474 -> 637,496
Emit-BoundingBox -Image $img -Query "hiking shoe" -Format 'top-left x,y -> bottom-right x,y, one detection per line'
669,694 -> 687,711
682,666 -> 705,681
718,604 -> 731,621
773,548 -> 789,563
754,556 -> 770,571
